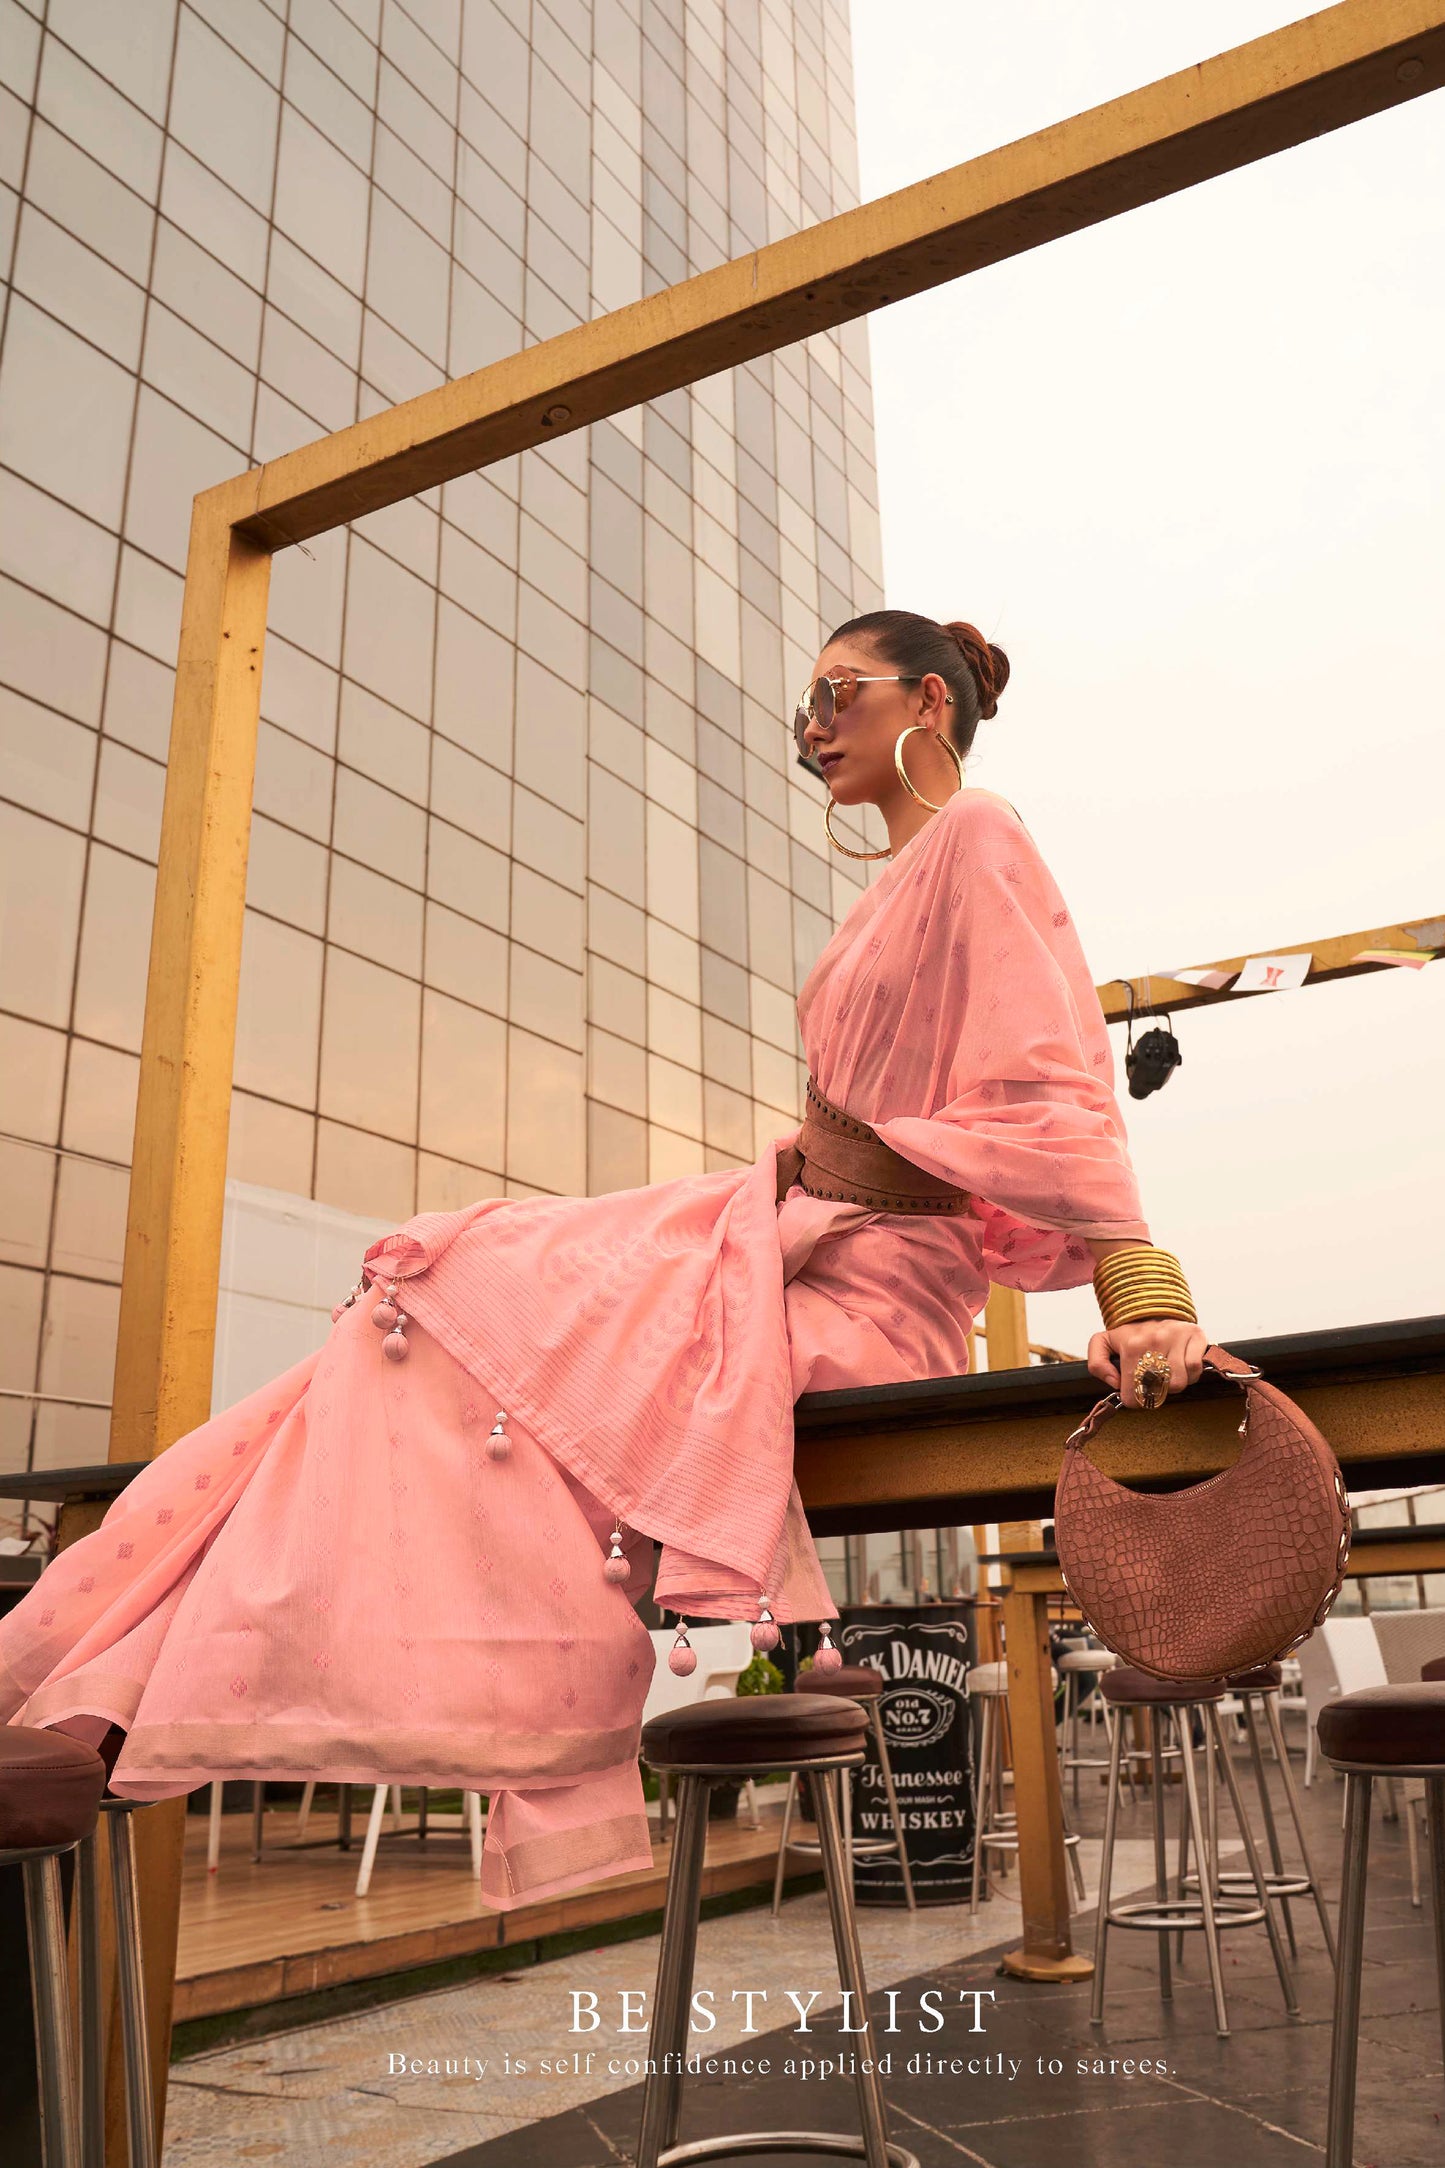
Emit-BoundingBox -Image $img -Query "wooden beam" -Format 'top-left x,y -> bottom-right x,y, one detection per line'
215,0 -> 1445,549
103,481 -> 270,2153
109,482 -> 270,1467
1099,910 -> 1444,1021
800,1371 -> 1445,1532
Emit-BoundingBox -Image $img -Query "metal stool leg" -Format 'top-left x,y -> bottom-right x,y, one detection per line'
970,1697 -> 997,1914
1262,1692 -> 1336,1964
771,1770 -> 798,1918
1058,1789 -> 1086,1905
1089,1696 -> 1127,2025
1177,1707 -> 1230,2035
812,1766 -> 890,2168
840,1766 -> 854,1895
105,1804 -> 158,2168
22,1852 -> 82,2168
1207,1704 -> 1298,2016
636,1773 -> 710,2168
1427,1777 -> 1445,2082
76,1826 -> 105,2168
1148,1709 -> 1173,2001
869,1706 -> 916,1912
1242,1696 -> 1298,1961
1325,1772 -> 1373,2168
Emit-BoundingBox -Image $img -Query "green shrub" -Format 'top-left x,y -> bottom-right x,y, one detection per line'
735,1652 -> 784,1696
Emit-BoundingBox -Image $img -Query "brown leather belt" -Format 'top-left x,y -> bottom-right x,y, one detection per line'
774,1076 -> 974,1215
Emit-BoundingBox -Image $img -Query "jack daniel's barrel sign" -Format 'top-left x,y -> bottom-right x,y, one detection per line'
836,1604 -> 977,1906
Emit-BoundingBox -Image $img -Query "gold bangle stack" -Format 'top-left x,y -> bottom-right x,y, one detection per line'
1092,1244 -> 1198,1330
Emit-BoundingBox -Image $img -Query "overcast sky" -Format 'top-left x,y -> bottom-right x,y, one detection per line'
847,0 -> 1443,1358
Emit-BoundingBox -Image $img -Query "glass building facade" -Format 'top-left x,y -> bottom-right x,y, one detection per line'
0,0 -> 897,1523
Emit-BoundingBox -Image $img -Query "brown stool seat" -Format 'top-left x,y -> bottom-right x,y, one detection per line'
1101,1667 -> 1226,1706
1225,1663 -> 1284,1692
793,1664 -> 882,1700
642,1693 -> 868,1771
0,1726 -> 107,1852
1317,1683 -> 1445,1770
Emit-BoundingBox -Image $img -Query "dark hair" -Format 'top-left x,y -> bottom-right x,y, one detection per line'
826,609 -> 1010,759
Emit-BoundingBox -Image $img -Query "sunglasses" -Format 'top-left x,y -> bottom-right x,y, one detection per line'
792,672 -> 924,759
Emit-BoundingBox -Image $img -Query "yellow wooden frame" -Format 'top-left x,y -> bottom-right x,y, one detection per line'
97,0 -> 1445,2132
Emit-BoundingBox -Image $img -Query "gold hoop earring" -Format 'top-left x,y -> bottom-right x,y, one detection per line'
894,725 -> 964,810
823,798 -> 892,859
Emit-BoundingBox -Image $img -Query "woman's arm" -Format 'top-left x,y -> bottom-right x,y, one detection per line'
1084,1234 -> 1208,1409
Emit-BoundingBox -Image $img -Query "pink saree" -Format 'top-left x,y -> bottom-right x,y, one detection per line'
0,788 -> 1149,1907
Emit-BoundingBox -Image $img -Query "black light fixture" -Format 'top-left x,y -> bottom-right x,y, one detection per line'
1120,979 -> 1183,1099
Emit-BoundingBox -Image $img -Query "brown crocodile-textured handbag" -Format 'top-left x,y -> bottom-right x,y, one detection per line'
1053,1345 -> 1352,1684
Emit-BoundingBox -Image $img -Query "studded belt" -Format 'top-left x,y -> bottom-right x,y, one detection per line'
774,1076 -> 974,1215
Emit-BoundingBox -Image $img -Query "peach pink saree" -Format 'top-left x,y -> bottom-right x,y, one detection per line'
0,789 -> 1149,1906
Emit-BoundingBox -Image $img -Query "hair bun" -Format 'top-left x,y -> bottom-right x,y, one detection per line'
942,620 -> 1010,719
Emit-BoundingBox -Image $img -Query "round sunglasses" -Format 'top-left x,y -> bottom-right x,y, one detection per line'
792,672 -> 925,759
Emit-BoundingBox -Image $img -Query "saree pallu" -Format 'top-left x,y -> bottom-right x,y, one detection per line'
0,787 -> 1150,1905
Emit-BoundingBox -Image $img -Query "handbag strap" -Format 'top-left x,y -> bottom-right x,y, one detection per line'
1062,1343 -> 1263,1452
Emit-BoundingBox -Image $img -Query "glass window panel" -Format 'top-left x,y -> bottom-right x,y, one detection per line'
319,948 -> 421,1139
272,106 -> 370,296
0,1015 -> 67,1147
0,297 -> 136,529
70,844 -> 154,1052
62,1038 -> 139,1163
0,688 -> 96,825
0,803 -> 85,1027
169,10 -> 280,210
506,1025 -> 582,1192
234,910 -> 323,1108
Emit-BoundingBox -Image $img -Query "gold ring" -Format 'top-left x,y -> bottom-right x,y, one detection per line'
1132,1349 -> 1172,1411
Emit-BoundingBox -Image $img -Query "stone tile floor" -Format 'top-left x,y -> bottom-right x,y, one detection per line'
162,1744 -> 1444,2167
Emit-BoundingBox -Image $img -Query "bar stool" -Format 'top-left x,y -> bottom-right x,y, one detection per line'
637,1697 -> 919,2168
968,1660 -> 1085,1915
771,1666 -> 915,1915
0,1726 -> 108,2168
1058,1647 -> 1122,1802
1091,1667 -> 1298,2036
1177,1662 -> 1336,1969
1317,1682 -> 1445,2168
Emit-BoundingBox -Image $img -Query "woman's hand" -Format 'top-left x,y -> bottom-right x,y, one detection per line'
1086,1318 -> 1210,1409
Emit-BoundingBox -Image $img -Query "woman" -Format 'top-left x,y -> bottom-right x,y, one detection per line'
0,609 -> 1206,1909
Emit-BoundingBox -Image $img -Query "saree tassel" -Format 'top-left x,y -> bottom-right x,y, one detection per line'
750,1602 -> 780,1653
487,1411 -> 512,1461
813,1621 -> 842,1672
603,1519 -> 631,1583
331,1278 -> 365,1324
668,1620 -> 697,1676
367,1278 -> 410,1361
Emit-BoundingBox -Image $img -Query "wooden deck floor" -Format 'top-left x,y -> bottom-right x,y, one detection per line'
175,1793 -> 802,2023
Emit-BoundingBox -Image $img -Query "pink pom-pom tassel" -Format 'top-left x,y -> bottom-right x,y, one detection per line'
750,1603 -> 780,1652
604,1555 -> 631,1583
813,1622 -> 843,1672
668,1626 -> 696,1676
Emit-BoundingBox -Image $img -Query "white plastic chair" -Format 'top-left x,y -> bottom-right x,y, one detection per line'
290,1779 -> 484,1895
1369,1608 -> 1445,1906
